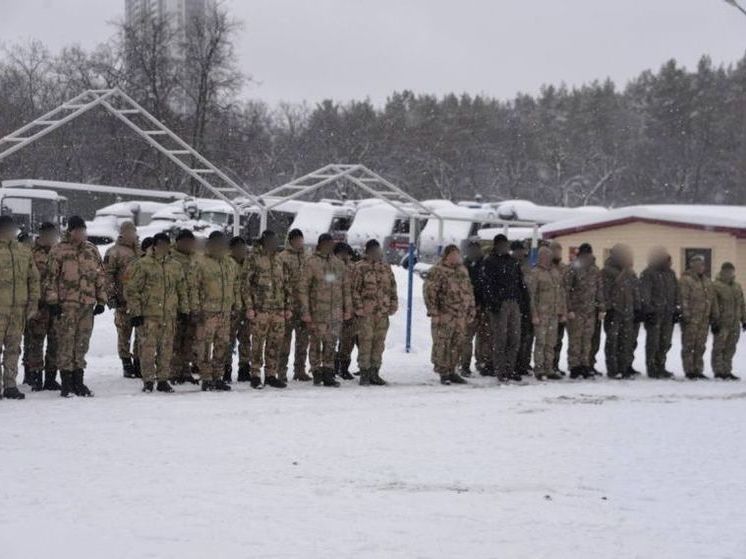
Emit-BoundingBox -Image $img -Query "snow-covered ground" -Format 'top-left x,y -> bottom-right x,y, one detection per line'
2,268 -> 745,558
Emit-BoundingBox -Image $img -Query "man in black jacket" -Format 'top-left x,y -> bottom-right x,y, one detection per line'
480,235 -> 529,381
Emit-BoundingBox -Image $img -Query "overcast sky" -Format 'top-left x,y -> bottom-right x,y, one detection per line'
1,0 -> 745,105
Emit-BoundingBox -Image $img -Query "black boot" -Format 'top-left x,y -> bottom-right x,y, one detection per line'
312,369 -> 323,386
440,375 -> 452,385
333,356 -> 342,377
201,380 -> 214,391
581,366 -> 595,380
460,365 -> 473,378
265,375 -> 287,389
29,370 -> 44,392
480,366 -> 496,377
73,369 -> 93,397
60,371 -> 75,397
3,386 -> 25,400
569,367 -> 584,380
322,367 -> 340,387
726,373 -> 741,381
237,364 -> 251,382
157,381 -> 174,393
122,357 -> 136,378
133,358 -> 142,379
359,368 -> 371,386
448,373 -> 468,384
339,359 -> 354,380
142,381 -> 154,393
43,370 -> 61,391
214,379 -> 232,391
223,363 -> 232,384
369,367 -> 388,386
250,376 -> 263,389
22,367 -> 30,386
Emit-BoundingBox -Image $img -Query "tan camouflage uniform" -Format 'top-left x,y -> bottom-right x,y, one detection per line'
227,254 -> 251,371
103,237 -> 139,360
279,246 -> 309,378
712,272 -> 746,378
679,269 -> 719,378
336,259 -> 359,372
170,248 -> 197,379
24,240 -> 57,374
528,264 -> 566,378
564,261 -> 604,371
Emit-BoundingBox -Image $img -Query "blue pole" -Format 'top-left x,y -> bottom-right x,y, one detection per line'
406,241 -> 415,353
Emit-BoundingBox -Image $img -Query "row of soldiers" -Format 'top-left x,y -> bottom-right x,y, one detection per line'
428,234 -> 745,385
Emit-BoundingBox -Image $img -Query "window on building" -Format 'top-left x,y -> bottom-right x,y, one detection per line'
682,248 -> 712,277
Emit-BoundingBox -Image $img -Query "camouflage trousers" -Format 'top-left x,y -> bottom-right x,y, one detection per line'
567,312 -> 596,369
172,315 -> 197,378
24,306 -> 57,373
357,314 -> 389,370
489,301 -> 522,377
516,312 -> 533,374
279,313 -> 309,376
309,321 -> 341,370
681,321 -> 709,377
645,315 -> 674,376
553,322 -> 566,371
56,303 -> 95,371
0,307 -> 26,389
250,311 -> 285,378
604,314 -> 636,377
461,309 -> 491,370
137,317 -> 176,382
337,318 -> 358,363
431,316 -> 467,376
533,314 -> 559,377
196,311 -> 231,381
227,312 -> 251,367
590,317 -> 602,368
712,324 -> 740,377
114,308 -> 136,360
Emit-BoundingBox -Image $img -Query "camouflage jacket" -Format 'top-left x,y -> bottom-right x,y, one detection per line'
713,274 -> 746,328
45,235 -> 106,306
528,265 -> 567,318
279,246 -> 306,313
601,260 -> 638,318
103,237 -> 139,303
299,252 -> 351,323
679,270 -> 719,326
170,248 -> 195,302
189,253 -> 240,314
31,241 -> 53,302
231,254 -> 249,311
124,253 -> 189,319
243,246 -> 290,313
0,239 -> 40,311
564,262 -> 604,315
640,265 -> 676,318
661,267 -> 680,317
352,258 -> 398,317
423,260 -> 475,321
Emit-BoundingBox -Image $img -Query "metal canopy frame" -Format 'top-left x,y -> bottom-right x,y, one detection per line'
0,88 -> 261,234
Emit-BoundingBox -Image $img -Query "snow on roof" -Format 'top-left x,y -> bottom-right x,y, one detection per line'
95,201 -> 168,217
0,188 -> 61,200
3,179 -> 187,200
346,203 -> 402,248
496,200 -> 609,224
477,226 -> 538,242
541,205 -> 746,237
290,202 -> 354,241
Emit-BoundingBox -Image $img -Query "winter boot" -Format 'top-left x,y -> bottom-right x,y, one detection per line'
73,369 -> 93,397
29,370 -> 44,392
448,373 -> 467,384
122,357 -> 136,378
569,367 -> 584,380
312,369 -> 323,386
460,365 -> 473,378
142,381 -> 154,393
339,359 -> 354,380
3,386 -> 26,400
223,363 -> 233,384
726,373 -> 741,381
369,367 -> 387,386
201,380 -> 215,391
359,368 -> 371,386
250,376 -> 263,389
237,364 -> 251,382
43,370 -> 61,391
60,371 -> 75,397
294,370 -> 312,382
133,358 -> 142,379
480,366 -> 496,377
440,375 -> 452,385
157,381 -> 174,393
265,375 -> 287,389
22,367 -> 31,386
628,366 -> 642,377
214,379 -> 232,391
322,367 -> 340,387
546,371 -> 563,381
333,356 -> 342,378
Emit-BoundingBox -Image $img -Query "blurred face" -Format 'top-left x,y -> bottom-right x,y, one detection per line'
39,230 -> 59,246
318,240 -> 333,256
577,252 -> 592,267
512,248 -> 527,261
494,241 -> 509,255
467,245 -> 483,261
0,226 -> 15,242
263,236 -> 279,254
721,267 -> 736,282
445,249 -> 461,266
538,249 -> 552,268
290,236 -> 304,251
153,240 -> 170,257
208,238 -> 228,256
692,260 -> 705,276
122,227 -> 138,245
177,238 -> 195,255
367,245 -> 383,262
70,227 -> 87,244
231,243 -> 247,261
551,245 -> 562,262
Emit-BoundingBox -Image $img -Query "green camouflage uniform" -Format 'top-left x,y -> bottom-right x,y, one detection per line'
423,260 -> 475,377
279,246 -> 309,377
601,258 -> 638,378
190,253 -> 240,381
528,264 -> 566,378
679,270 -> 719,378
124,253 -> 190,382
243,246 -> 290,380
711,273 -> 744,378
552,261 -> 569,371
0,239 -> 40,389
564,261 -> 604,370
24,240 -> 57,374
227,254 -> 251,370
352,257 -> 398,372
299,252 -> 351,371
336,260 -> 359,371
640,263 -> 679,376
45,234 -> 106,371
103,237 -> 139,360
170,248 -> 197,379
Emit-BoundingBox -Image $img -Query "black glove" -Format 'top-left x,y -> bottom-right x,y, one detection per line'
177,312 -> 190,323
48,304 -> 63,317
130,315 -> 145,328
711,322 -> 721,335
672,309 -> 682,324
93,304 -> 106,316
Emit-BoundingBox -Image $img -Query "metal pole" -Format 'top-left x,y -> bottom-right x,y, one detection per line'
232,206 -> 241,237
259,207 -> 268,234
437,217 -> 444,256
530,224 -> 539,266
406,216 -> 416,353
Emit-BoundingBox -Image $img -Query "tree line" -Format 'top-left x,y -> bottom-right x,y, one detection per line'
1,3 -> 745,206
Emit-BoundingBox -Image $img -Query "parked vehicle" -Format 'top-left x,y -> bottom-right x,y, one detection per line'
346,200 -> 426,263
0,188 -> 67,233
288,202 -> 355,248
87,201 -> 169,245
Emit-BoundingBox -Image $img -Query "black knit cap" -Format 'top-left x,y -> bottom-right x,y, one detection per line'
493,234 -> 508,245
39,222 -> 57,233
208,231 -> 226,242
175,229 -> 195,242
317,233 -> 333,245
67,216 -> 86,231
578,243 -> 593,255
141,237 -> 154,252
152,233 -> 170,246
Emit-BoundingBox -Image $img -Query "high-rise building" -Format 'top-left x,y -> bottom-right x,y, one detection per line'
125,0 -> 212,47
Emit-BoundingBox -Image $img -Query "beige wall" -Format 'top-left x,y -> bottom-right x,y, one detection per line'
548,221 -> 746,277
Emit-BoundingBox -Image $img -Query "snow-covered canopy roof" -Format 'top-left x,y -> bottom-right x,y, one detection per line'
0,188 -> 61,200
496,200 -> 609,224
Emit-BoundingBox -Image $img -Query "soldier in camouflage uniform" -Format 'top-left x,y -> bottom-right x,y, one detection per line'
460,241 -> 490,376
352,239 -> 398,386
170,230 -> 199,384
0,216 -> 40,400
24,222 -> 60,392
528,247 -> 567,380
190,231 -> 240,391
513,240 -> 534,377
244,230 -> 291,389
225,236 -> 251,383
45,216 -> 106,397
104,221 -> 140,378
680,255 -> 719,380
564,243 -> 604,379
279,229 -> 310,381
299,233 -> 352,388
711,262 -> 745,380
334,242 -> 357,380
424,245 -> 475,385
125,233 -> 190,393
640,247 -> 678,378
549,241 -> 569,375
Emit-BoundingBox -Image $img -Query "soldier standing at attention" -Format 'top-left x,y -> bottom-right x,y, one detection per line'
45,216 -> 106,398
225,236 -> 251,383
334,242 -> 357,381
549,241 -> 569,376
125,233 -> 190,393
512,240 -> 534,378
300,233 -> 352,388
279,229 -> 310,382
352,239 -> 398,386
711,262 -> 743,380
244,230 -> 291,390
640,247 -> 675,379
460,241 -> 488,377
679,255 -> 719,380
528,247 -> 567,381
190,231 -> 240,392
104,221 -> 140,378
170,230 -> 198,384
0,216 -> 40,400
24,222 -> 60,392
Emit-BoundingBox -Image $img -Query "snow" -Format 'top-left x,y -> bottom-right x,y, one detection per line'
3,179 -> 188,201
477,226 -> 538,242
2,268 -> 746,558
0,187 -> 61,200
345,202 -> 401,250
497,200 -> 609,224
289,202 -> 354,245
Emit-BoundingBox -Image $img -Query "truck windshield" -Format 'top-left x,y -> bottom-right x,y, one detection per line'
0,196 -> 59,233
